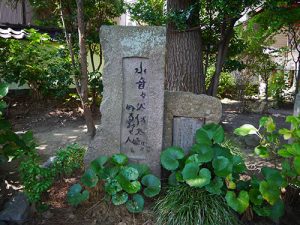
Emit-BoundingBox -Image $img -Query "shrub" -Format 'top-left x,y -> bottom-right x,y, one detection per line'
20,144 -> 85,203
67,153 -> 161,213
154,185 -> 239,225
0,29 -> 73,99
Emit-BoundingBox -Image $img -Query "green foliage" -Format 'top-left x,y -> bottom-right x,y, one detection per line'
154,185 -> 239,225
67,184 -> 90,207
127,0 -> 165,26
234,114 -> 300,220
20,144 -> 85,202
161,122 -> 288,221
0,29 -> 73,98
0,83 -> 38,163
67,153 -> 161,213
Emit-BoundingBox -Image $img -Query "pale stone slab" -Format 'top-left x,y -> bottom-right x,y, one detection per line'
87,26 -> 166,176
163,91 -> 222,150
173,117 -> 204,153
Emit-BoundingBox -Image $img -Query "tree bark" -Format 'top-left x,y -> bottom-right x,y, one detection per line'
165,0 -> 205,94
207,18 -> 236,96
76,0 -> 96,138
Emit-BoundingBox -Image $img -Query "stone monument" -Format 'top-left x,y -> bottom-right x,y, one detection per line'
87,26 -> 166,176
163,91 -> 222,153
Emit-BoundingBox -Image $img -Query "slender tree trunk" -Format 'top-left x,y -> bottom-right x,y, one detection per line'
165,0 -> 205,94
208,19 -> 236,96
295,60 -> 300,99
76,0 -> 96,138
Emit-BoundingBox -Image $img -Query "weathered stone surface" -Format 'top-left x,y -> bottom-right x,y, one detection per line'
0,193 -> 30,225
163,91 -> 222,150
173,117 -> 204,153
294,93 -> 300,116
87,26 -> 166,176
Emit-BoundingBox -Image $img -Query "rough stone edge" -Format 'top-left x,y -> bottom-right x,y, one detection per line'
163,91 -> 222,149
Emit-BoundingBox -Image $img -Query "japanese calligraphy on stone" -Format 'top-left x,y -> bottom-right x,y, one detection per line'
121,58 -> 150,159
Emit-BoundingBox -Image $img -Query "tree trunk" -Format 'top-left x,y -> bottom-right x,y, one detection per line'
295,60 -> 300,100
207,19 -> 236,96
165,0 -> 205,94
76,0 -> 96,138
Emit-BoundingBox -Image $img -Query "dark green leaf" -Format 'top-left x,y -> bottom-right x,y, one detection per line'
112,192 -> 128,206
141,174 -> 161,197
160,147 -> 185,171
126,194 -> 144,213
111,153 -> 128,165
81,169 -> 99,188
212,156 -> 233,177
225,191 -> 249,214
205,177 -> 223,195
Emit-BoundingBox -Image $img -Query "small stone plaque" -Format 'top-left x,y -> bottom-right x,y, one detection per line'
173,117 -> 204,153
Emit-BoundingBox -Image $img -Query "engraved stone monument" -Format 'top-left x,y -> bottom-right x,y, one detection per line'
163,91 -> 222,152
87,26 -> 166,176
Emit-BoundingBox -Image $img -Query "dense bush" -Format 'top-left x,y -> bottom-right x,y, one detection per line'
20,144 -> 85,203
0,29 -> 73,99
67,153 -> 161,213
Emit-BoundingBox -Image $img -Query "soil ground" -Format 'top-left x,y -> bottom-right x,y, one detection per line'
1,94 -> 300,225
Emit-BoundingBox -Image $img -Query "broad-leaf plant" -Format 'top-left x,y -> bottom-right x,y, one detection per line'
67,153 -> 161,213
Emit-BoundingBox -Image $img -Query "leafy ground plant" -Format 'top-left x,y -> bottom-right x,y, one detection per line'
20,144 -> 85,203
67,153 -> 161,213
160,123 -> 286,222
154,185 -> 239,225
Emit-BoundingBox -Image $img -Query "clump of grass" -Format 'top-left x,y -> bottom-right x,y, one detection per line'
222,136 -> 246,159
154,185 -> 240,225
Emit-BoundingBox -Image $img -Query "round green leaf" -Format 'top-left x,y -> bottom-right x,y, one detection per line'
102,166 -> 119,179
141,174 -> 161,197
212,156 -> 233,177
261,167 -> 285,187
81,168 -> 99,188
185,154 -> 203,166
67,184 -> 89,206
190,144 -> 214,163
259,180 -> 280,205
225,191 -> 249,214
111,153 -> 128,165
104,179 -> 122,195
160,147 -> 185,171
116,175 -> 141,194
232,155 -> 247,174
213,144 -> 233,159
112,192 -> 128,206
196,123 -> 225,144
205,177 -> 223,195
90,156 -> 109,174
182,163 -> 211,188
249,188 -> 263,206
128,163 -> 150,178
126,194 -> 144,213
234,124 -> 258,136
120,167 -> 139,181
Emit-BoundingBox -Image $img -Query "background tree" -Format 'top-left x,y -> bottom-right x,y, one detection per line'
129,0 -> 261,96
28,0 -> 125,137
